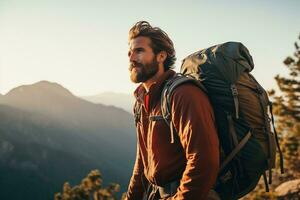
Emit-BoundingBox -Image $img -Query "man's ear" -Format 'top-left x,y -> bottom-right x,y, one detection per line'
157,51 -> 167,63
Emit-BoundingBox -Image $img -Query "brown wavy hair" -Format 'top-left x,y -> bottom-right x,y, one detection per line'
128,21 -> 176,71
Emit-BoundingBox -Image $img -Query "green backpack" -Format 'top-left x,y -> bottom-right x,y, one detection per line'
159,42 -> 284,199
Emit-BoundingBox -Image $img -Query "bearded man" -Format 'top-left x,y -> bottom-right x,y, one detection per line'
126,21 -> 220,200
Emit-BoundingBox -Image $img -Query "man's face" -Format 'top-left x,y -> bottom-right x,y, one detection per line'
128,36 -> 159,83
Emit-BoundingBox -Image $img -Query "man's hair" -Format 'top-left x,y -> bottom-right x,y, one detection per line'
129,21 -> 176,71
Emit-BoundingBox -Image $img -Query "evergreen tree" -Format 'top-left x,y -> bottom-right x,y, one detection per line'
54,169 -> 121,200
269,33 -> 300,180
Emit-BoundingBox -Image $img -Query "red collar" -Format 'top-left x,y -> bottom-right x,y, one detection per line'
133,70 -> 176,111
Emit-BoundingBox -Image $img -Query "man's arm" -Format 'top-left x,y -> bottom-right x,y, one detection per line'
170,83 -> 220,200
126,143 -> 147,200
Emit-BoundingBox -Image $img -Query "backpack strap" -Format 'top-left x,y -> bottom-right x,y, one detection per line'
230,84 -> 239,119
263,171 -> 270,192
249,74 -> 284,179
224,113 -> 246,175
134,101 -> 142,126
249,75 -> 274,189
219,131 -> 252,173
160,73 -> 207,143
247,73 -> 284,193
269,101 -> 284,174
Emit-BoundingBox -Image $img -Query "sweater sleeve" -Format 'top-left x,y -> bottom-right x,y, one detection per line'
170,83 -> 220,200
126,139 -> 147,200
126,142 -> 147,200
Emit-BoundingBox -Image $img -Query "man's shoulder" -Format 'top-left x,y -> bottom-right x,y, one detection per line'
171,82 -> 207,100
166,81 -> 213,111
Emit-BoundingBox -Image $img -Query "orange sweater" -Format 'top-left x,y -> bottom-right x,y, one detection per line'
127,70 -> 219,200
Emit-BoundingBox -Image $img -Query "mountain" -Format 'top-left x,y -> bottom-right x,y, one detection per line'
82,92 -> 135,113
0,81 -> 137,200
0,81 -> 134,135
0,106 -> 99,199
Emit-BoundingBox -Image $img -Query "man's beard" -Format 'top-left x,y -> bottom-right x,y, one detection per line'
129,58 -> 159,83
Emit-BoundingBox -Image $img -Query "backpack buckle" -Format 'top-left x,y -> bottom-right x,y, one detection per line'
230,84 -> 238,96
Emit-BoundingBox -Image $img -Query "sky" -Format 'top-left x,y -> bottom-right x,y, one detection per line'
0,0 -> 299,96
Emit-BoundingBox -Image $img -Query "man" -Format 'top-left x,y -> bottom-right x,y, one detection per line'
126,21 -> 220,200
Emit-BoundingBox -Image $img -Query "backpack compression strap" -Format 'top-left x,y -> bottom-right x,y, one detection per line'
160,73 -> 207,143
269,101 -> 284,174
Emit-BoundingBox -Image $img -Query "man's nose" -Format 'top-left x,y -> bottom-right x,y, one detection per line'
129,52 -> 136,62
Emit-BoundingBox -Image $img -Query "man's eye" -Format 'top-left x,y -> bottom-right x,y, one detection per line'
136,48 -> 144,53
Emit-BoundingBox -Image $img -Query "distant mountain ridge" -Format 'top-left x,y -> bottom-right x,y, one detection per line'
0,81 -> 133,132
82,92 -> 135,113
6,80 -> 73,97
0,81 -> 136,200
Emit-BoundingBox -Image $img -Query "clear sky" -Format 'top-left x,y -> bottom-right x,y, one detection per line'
0,0 -> 299,96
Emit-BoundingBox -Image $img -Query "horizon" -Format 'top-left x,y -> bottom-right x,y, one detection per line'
0,0 -> 299,96
0,79 -> 134,96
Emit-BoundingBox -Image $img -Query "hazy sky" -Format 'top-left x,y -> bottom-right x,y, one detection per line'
0,0 -> 299,96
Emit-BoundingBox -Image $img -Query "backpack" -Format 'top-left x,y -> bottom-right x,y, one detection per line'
157,42 -> 284,199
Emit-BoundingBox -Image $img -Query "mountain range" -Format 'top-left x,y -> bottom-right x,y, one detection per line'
0,81 -> 136,200
81,92 -> 135,113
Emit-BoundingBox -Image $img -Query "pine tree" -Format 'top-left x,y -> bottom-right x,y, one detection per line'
54,169 -> 121,200
269,33 -> 300,180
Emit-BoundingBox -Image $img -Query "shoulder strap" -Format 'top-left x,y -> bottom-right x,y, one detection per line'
133,101 -> 142,126
160,73 -> 207,143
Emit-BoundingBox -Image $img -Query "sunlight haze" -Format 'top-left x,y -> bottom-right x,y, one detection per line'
0,0 -> 299,96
